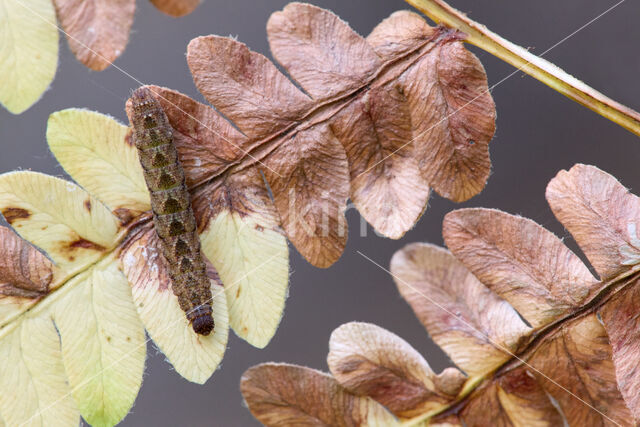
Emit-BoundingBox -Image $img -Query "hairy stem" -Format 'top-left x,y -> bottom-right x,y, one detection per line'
406,0 -> 640,137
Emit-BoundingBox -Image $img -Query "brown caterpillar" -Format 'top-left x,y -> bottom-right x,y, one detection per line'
129,87 -> 214,336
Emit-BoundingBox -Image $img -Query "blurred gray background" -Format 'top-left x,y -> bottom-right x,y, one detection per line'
1,0 -> 639,425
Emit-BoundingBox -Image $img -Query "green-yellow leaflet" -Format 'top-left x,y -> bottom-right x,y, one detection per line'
0,107 -> 258,425
0,172 -> 144,426
0,0 -> 58,113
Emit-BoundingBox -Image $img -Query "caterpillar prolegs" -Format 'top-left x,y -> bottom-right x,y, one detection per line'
129,87 -> 214,336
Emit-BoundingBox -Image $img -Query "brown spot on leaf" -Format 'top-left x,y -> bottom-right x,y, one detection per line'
499,368 -> 537,394
113,207 -> 137,226
84,199 -> 92,212
2,207 -> 31,223
67,238 -> 106,252
125,129 -> 135,146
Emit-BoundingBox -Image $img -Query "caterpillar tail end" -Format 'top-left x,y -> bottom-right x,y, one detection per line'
192,315 -> 215,335
190,305 -> 215,335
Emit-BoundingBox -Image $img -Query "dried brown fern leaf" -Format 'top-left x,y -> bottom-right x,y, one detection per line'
0,3 -> 500,424
143,3 -> 496,269
53,0 -> 199,70
241,164 -> 640,426
241,363 -> 399,426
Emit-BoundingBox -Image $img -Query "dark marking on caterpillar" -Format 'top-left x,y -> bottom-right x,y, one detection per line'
129,87 -> 214,336
2,207 -> 31,223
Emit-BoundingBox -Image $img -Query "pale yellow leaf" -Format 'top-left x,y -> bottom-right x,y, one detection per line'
121,227 -> 229,384
0,315 -> 79,426
47,109 -> 150,219
196,170 -> 289,348
0,171 -> 119,273
53,259 -> 145,427
0,0 -> 58,113
201,210 -> 288,348
0,296 -> 33,330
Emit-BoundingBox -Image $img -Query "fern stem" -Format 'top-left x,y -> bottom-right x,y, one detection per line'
400,374 -> 487,426
405,0 -> 640,137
